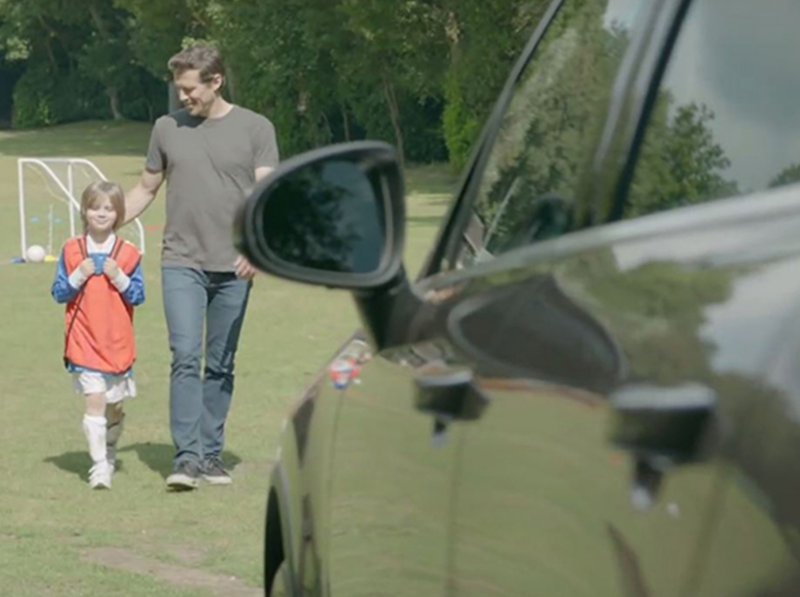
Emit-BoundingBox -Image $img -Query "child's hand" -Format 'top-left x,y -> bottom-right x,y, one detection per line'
78,258 -> 95,277
103,258 -> 121,279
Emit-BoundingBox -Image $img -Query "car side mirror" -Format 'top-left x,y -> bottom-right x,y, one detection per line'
236,141 -> 406,290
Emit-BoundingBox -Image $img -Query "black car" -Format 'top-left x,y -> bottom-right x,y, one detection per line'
237,0 -> 800,595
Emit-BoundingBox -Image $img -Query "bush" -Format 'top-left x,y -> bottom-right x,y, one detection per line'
12,61 -> 165,128
12,64 -> 108,128
443,74 -> 481,170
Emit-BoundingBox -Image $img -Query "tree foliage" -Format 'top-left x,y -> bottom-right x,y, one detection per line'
463,0 -> 631,258
627,99 -> 738,217
0,0 -> 167,125
442,0 -> 548,168
0,0 -> 549,163
769,163 -> 800,189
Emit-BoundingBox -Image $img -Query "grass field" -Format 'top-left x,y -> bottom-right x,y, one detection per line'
0,121 -> 456,596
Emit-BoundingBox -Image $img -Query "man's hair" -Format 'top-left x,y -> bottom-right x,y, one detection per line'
80,181 -> 126,231
168,44 -> 226,85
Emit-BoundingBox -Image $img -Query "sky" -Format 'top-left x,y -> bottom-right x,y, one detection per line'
661,0 -> 800,191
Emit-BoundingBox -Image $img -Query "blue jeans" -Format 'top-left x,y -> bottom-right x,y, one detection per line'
162,267 -> 251,466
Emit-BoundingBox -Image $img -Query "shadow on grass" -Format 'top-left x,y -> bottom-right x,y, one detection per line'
43,452 -> 93,481
406,215 -> 445,228
44,443 -> 242,480
121,443 -> 243,478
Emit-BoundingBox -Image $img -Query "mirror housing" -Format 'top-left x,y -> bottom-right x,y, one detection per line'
236,141 -> 406,290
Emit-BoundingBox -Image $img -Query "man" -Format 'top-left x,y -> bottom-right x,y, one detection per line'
124,44 -> 278,490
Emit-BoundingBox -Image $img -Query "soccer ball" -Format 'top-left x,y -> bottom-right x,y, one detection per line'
25,245 -> 46,263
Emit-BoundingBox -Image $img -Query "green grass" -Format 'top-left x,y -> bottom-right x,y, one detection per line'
0,121 -> 457,596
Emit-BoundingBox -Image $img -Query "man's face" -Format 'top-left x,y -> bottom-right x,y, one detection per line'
173,69 -> 221,117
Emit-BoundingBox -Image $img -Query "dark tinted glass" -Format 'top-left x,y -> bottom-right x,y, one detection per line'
625,0 -> 800,218
261,160 -> 386,274
452,0 -> 646,268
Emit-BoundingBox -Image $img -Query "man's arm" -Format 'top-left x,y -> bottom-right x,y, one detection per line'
254,166 -> 274,183
124,169 -> 165,225
233,166 -> 275,280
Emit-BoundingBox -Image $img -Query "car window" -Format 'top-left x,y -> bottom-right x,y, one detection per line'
450,0 -> 647,269
624,0 -> 800,218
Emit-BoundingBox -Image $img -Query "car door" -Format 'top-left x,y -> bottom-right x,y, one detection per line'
402,0 -> 800,595
412,2 -> 725,594
325,338 -> 463,597
323,2 -> 656,595
255,0 -> 800,595
616,1 -> 800,596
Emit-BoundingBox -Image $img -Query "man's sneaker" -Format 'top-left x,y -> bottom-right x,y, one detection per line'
166,460 -> 201,491
89,462 -> 112,490
202,456 -> 232,485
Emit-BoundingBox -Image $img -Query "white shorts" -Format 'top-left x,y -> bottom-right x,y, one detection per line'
72,371 -> 137,404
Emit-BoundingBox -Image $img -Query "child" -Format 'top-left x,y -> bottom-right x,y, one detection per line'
51,181 -> 145,489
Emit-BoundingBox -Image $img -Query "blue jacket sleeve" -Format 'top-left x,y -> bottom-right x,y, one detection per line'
121,262 -> 145,306
51,252 -> 80,304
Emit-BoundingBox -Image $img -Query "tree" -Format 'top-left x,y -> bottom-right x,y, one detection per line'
467,0 -> 628,254
0,0 -> 556,162
331,0 -> 449,167
113,0 -> 202,80
83,1 -> 136,120
0,0 -> 166,126
769,163 -> 800,189
627,100 -> 738,217
208,0 -> 343,156
441,0 -> 549,169
558,249 -> 741,385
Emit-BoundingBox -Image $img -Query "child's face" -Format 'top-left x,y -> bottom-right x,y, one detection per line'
85,194 -> 117,235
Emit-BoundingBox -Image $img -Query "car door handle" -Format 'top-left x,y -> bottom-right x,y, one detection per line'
414,369 -> 490,423
609,382 -> 717,509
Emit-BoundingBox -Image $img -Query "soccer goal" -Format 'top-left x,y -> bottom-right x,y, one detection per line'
17,158 -> 146,259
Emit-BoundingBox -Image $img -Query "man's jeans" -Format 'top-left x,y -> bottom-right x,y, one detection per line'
162,267 -> 251,466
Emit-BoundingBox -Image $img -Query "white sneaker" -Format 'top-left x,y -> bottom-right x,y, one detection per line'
89,462 -> 112,490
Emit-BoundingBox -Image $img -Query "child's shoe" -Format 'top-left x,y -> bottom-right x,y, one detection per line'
89,461 -> 112,490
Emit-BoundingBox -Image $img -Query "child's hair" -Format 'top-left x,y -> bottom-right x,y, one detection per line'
80,181 -> 125,231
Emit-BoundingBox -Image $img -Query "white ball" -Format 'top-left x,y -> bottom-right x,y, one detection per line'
25,245 -> 46,263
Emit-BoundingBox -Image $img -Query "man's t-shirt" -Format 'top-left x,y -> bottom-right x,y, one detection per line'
145,105 -> 279,272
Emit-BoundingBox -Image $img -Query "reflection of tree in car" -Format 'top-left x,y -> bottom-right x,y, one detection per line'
627,98 -> 739,217
769,163 -> 800,189
264,167 -> 363,272
470,0 -> 631,258
558,249 -> 738,386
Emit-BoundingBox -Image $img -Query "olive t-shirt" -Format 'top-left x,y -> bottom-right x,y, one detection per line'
145,105 -> 279,271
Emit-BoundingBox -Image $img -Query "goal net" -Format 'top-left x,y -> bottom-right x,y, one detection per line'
17,158 -> 146,259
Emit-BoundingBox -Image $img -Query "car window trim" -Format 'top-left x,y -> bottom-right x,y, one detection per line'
426,0 -> 669,276
417,0 -> 565,281
609,0 -> 695,221
581,0 -> 674,225
416,181 -> 800,298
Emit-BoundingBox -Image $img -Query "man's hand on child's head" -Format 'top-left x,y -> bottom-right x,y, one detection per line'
79,258 -> 95,277
103,258 -> 121,279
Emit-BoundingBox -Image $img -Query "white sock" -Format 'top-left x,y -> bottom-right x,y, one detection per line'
83,414 -> 108,465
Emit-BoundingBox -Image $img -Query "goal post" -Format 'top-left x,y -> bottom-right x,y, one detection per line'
17,158 -> 146,259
